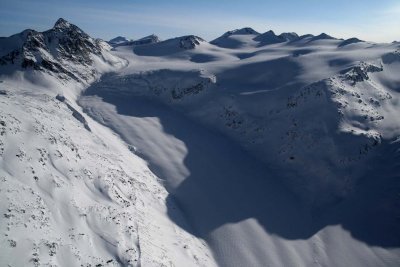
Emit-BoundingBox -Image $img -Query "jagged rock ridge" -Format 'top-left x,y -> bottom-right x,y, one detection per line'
0,18 -> 122,82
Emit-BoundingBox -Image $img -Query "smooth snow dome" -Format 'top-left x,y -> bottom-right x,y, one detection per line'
1,12 -> 400,267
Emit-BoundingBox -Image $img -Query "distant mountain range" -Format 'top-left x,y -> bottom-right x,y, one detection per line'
108,26 -> 369,50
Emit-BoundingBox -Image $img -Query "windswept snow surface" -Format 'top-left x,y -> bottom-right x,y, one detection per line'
1,18 -> 400,267
0,19 -> 216,267
0,77 -> 215,267
78,35 -> 400,266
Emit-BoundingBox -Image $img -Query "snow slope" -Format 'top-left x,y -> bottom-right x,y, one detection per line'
133,35 -> 206,57
210,27 -> 260,48
0,19 -> 216,267
1,18 -> 400,267
79,30 -> 400,266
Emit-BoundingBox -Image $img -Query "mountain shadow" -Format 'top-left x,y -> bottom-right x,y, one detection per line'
80,77 -> 400,265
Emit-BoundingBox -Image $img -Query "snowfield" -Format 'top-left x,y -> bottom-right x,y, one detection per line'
0,20 -> 215,267
0,78 -> 215,267
1,19 -> 400,266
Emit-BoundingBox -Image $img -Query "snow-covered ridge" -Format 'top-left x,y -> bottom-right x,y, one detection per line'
210,27 -> 345,48
0,18 -> 217,267
0,18 -> 125,83
310,32 -> 337,41
338,37 -> 364,47
132,35 -> 206,56
220,27 -> 260,37
109,34 -> 160,48
108,36 -> 132,46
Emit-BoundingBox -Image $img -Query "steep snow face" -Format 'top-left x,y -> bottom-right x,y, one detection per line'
0,18 -> 125,82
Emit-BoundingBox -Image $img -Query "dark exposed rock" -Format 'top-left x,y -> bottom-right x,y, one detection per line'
56,94 -> 91,131
55,94 -> 65,102
343,63 -> 383,85
178,35 -> 204,49
172,82 -> 205,99
0,18 -> 108,82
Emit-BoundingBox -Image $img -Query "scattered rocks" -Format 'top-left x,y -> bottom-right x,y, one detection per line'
8,239 -> 17,247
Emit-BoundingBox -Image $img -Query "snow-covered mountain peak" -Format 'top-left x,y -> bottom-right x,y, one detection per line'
311,32 -> 336,41
18,28 -> 37,38
263,30 -> 276,35
298,33 -> 314,39
338,37 -> 364,47
279,32 -> 299,41
138,34 -> 160,42
132,34 -> 160,45
178,35 -> 205,49
0,18 -> 124,83
254,30 -> 286,45
108,36 -> 131,46
254,30 -> 300,45
222,27 -> 260,37
132,34 -> 205,56
147,34 -> 159,39
53,17 -> 73,30
211,28 -> 260,48
109,34 -> 160,47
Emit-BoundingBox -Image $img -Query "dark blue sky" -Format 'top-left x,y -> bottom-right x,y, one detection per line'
0,0 -> 399,42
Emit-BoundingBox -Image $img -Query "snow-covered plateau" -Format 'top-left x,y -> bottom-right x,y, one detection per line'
1,18 -> 400,267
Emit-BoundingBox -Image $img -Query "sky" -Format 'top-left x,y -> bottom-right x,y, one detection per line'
0,0 -> 399,42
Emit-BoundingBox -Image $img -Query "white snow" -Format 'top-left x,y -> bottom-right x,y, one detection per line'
1,19 -> 400,267
0,69 -> 216,267
79,32 -> 400,267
